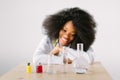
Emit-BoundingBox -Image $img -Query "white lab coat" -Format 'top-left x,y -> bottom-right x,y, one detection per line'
33,35 -> 94,65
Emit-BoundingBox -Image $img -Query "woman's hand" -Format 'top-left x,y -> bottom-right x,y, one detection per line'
50,46 -> 62,56
68,58 -> 72,64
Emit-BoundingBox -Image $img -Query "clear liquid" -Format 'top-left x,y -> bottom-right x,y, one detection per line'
73,67 -> 86,74
46,65 -> 56,74
46,55 -> 56,74
72,57 -> 87,74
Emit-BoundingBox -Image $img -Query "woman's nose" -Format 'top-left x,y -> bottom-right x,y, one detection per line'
64,33 -> 70,38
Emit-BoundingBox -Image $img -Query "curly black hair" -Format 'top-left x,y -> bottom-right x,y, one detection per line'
43,7 -> 96,51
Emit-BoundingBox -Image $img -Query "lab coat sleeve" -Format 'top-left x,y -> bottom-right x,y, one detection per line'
33,36 -> 50,65
64,47 -> 95,64
33,36 -> 63,65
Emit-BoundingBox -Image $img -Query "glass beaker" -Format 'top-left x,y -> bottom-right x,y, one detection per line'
46,54 -> 56,74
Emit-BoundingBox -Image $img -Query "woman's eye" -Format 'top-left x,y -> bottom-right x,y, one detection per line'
71,34 -> 75,37
63,29 -> 66,32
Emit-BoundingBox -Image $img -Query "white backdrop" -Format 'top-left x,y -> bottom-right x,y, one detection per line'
0,0 -> 120,79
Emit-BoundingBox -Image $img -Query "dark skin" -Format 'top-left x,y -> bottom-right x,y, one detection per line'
50,21 -> 76,64
50,46 -> 72,64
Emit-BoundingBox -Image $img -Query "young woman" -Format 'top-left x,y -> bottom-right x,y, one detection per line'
33,7 -> 96,65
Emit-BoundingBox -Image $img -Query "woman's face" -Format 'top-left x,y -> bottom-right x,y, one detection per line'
59,21 -> 76,46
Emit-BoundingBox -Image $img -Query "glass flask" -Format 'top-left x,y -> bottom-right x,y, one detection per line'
72,43 -> 88,74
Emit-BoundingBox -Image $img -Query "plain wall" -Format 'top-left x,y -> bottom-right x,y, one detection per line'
0,0 -> 120,79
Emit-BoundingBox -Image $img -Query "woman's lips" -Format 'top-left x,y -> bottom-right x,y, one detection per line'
60,37 -> 69,45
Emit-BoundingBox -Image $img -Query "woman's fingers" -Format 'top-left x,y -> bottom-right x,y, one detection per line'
50,46 -> 60,55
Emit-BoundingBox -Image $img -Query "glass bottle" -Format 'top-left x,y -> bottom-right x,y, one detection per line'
36,63 -> 42,73
72,43 -> 88,74
26,62 -> 32,73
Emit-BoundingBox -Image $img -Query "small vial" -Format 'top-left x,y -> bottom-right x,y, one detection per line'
26,62 -> 32,73
36,63 -> 43,73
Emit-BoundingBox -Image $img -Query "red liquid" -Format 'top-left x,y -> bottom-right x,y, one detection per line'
36,65 -> 42,73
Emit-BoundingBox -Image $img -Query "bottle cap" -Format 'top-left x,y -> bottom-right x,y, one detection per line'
27,62 -> 30,66
39,63 -> 41,65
